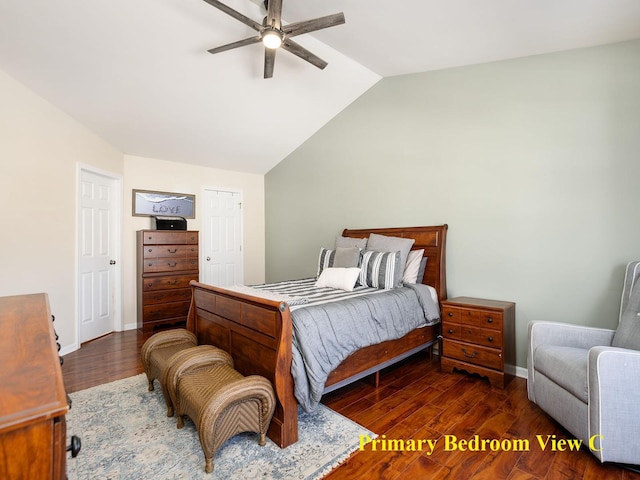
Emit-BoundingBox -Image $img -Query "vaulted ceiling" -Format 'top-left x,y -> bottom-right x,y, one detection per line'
1,0 -> 639,174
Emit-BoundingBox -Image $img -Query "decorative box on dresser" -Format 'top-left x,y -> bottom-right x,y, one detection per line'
440,296 -> 516,388
0,293 -> 69,480
137,230 -> 199,334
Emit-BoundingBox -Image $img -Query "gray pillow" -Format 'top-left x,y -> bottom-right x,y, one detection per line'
366,233 -> 415,287
333,247 -> 360,268
612,280 -> 640,350
335,235 -> 367,249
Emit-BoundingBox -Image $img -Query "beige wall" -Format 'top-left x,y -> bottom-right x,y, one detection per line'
122,155 -> 265,330
0,68 -> 123,350
0,68 -> 266,352
265,40 -> 640,370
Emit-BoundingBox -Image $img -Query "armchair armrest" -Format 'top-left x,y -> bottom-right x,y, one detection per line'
588,346 -> 640,464
527,321 -> 615,401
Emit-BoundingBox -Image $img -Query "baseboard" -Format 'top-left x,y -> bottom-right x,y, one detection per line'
59,343 -> 79,357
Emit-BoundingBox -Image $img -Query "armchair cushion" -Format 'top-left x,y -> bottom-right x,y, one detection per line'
612,279 -> 640,350
534,345 -> 588,403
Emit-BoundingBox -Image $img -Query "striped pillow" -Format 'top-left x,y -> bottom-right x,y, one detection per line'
317,248 -> 336,278
358,250 -> 401,290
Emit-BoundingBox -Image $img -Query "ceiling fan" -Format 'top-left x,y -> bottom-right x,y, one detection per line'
202,0 -> 345,79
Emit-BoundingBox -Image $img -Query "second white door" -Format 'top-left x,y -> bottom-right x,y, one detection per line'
202,189 -> 243,287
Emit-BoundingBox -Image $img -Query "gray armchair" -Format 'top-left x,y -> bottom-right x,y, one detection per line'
527,261 -> 640,466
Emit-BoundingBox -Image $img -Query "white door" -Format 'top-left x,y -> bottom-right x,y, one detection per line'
78,169 -> 119,342
202,189 -> 243,287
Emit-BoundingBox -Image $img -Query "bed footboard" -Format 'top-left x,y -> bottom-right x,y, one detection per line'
186,281 -> 298,448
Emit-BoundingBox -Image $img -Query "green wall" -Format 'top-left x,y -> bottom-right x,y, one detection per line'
265,40 -> 640,369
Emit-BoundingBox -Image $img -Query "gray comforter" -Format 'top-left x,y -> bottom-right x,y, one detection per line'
289,283 -> 440,412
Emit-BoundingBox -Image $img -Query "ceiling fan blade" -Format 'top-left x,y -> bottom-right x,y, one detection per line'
201,0 -> 262,31
266,0 -> 283,29
282,39 -> 328,70
264,48 -> 276,79
207,36 -> 261,54
283,13 -> 345,37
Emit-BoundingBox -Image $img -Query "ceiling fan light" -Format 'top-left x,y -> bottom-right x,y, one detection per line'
262,30 -> 282,49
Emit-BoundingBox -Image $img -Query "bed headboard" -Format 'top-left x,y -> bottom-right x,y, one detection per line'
341,224 -> 448,302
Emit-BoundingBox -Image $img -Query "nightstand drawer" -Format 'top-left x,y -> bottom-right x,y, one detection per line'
443,339 -> 503,370
460,309 -> 502,329
461,325 -> 502,348
442,321 -> 461,340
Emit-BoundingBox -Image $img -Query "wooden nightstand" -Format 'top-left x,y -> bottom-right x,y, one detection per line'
440,297 -> 515,388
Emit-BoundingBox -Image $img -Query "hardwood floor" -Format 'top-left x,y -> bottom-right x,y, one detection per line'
61,330 -> 640,480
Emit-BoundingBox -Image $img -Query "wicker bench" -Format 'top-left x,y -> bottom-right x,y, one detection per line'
164,348 -> 276,473
140,329 -> 230,417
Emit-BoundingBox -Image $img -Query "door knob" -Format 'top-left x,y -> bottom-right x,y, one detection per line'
206,256 -> 211,261
109,260 -> 116,265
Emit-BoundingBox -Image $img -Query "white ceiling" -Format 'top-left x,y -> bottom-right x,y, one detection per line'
1,0 -> 640,174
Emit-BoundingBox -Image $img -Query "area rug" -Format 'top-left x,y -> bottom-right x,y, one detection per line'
66,374 -> 373,479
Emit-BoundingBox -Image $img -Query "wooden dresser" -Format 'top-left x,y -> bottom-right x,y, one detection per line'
0,293 -> 69,480
137,230 -> 199,334
440,296 -> 516,388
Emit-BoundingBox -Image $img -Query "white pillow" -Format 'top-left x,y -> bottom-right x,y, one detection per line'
315,267 -> 361,292
403,249 -> 424,284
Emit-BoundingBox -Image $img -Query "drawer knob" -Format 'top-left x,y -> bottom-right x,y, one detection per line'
67,435 -> 81,458
462,348 -> 479,359
488,336 -> 494,342
487,318 -> 493,323
168,248 -> 177,253
448,329 -> 454,334
168,262 -> 178,267
447,312 -> 453,317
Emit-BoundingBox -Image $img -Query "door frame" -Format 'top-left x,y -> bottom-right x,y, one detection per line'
71,163 -> 123,353
201,186 -> 244,286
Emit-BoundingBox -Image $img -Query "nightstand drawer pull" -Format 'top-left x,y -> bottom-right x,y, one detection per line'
448,312 -> 453,317
462,348 -> 479,359
448,329 -> 454,334
487,318 -> 493,323
488,336 -> 494,342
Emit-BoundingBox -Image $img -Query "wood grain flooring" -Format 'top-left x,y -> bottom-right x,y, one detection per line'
61,330 -> 640,480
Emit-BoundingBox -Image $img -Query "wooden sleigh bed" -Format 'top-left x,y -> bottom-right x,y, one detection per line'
185,225 -> 448,448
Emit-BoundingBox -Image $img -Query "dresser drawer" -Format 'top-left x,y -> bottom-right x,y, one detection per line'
143,300 -> 191,321
142,258 -> 199,273
143,288 -> 192,305
142,231 -> 198,245
443,339 -> 503,370
461,325 -> 503,348
142,244 -> 198,258
142,274 -> 198,292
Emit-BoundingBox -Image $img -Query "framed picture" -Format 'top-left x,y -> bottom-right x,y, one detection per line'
132,189 -> 196,218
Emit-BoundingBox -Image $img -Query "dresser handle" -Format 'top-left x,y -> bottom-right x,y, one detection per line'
448,329 -> 454,334
447,312 -> 453,317
168,262 -> 178,267
167,280 -> 178,285
462,349 -> 479,359
488,336 -> 494,342
487,318 -> 493,323
168,248 -> 178,253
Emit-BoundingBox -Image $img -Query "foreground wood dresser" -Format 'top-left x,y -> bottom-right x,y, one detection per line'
440,296 -> 516,388
137,230 -> 199,333
0,293 -> 69,479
